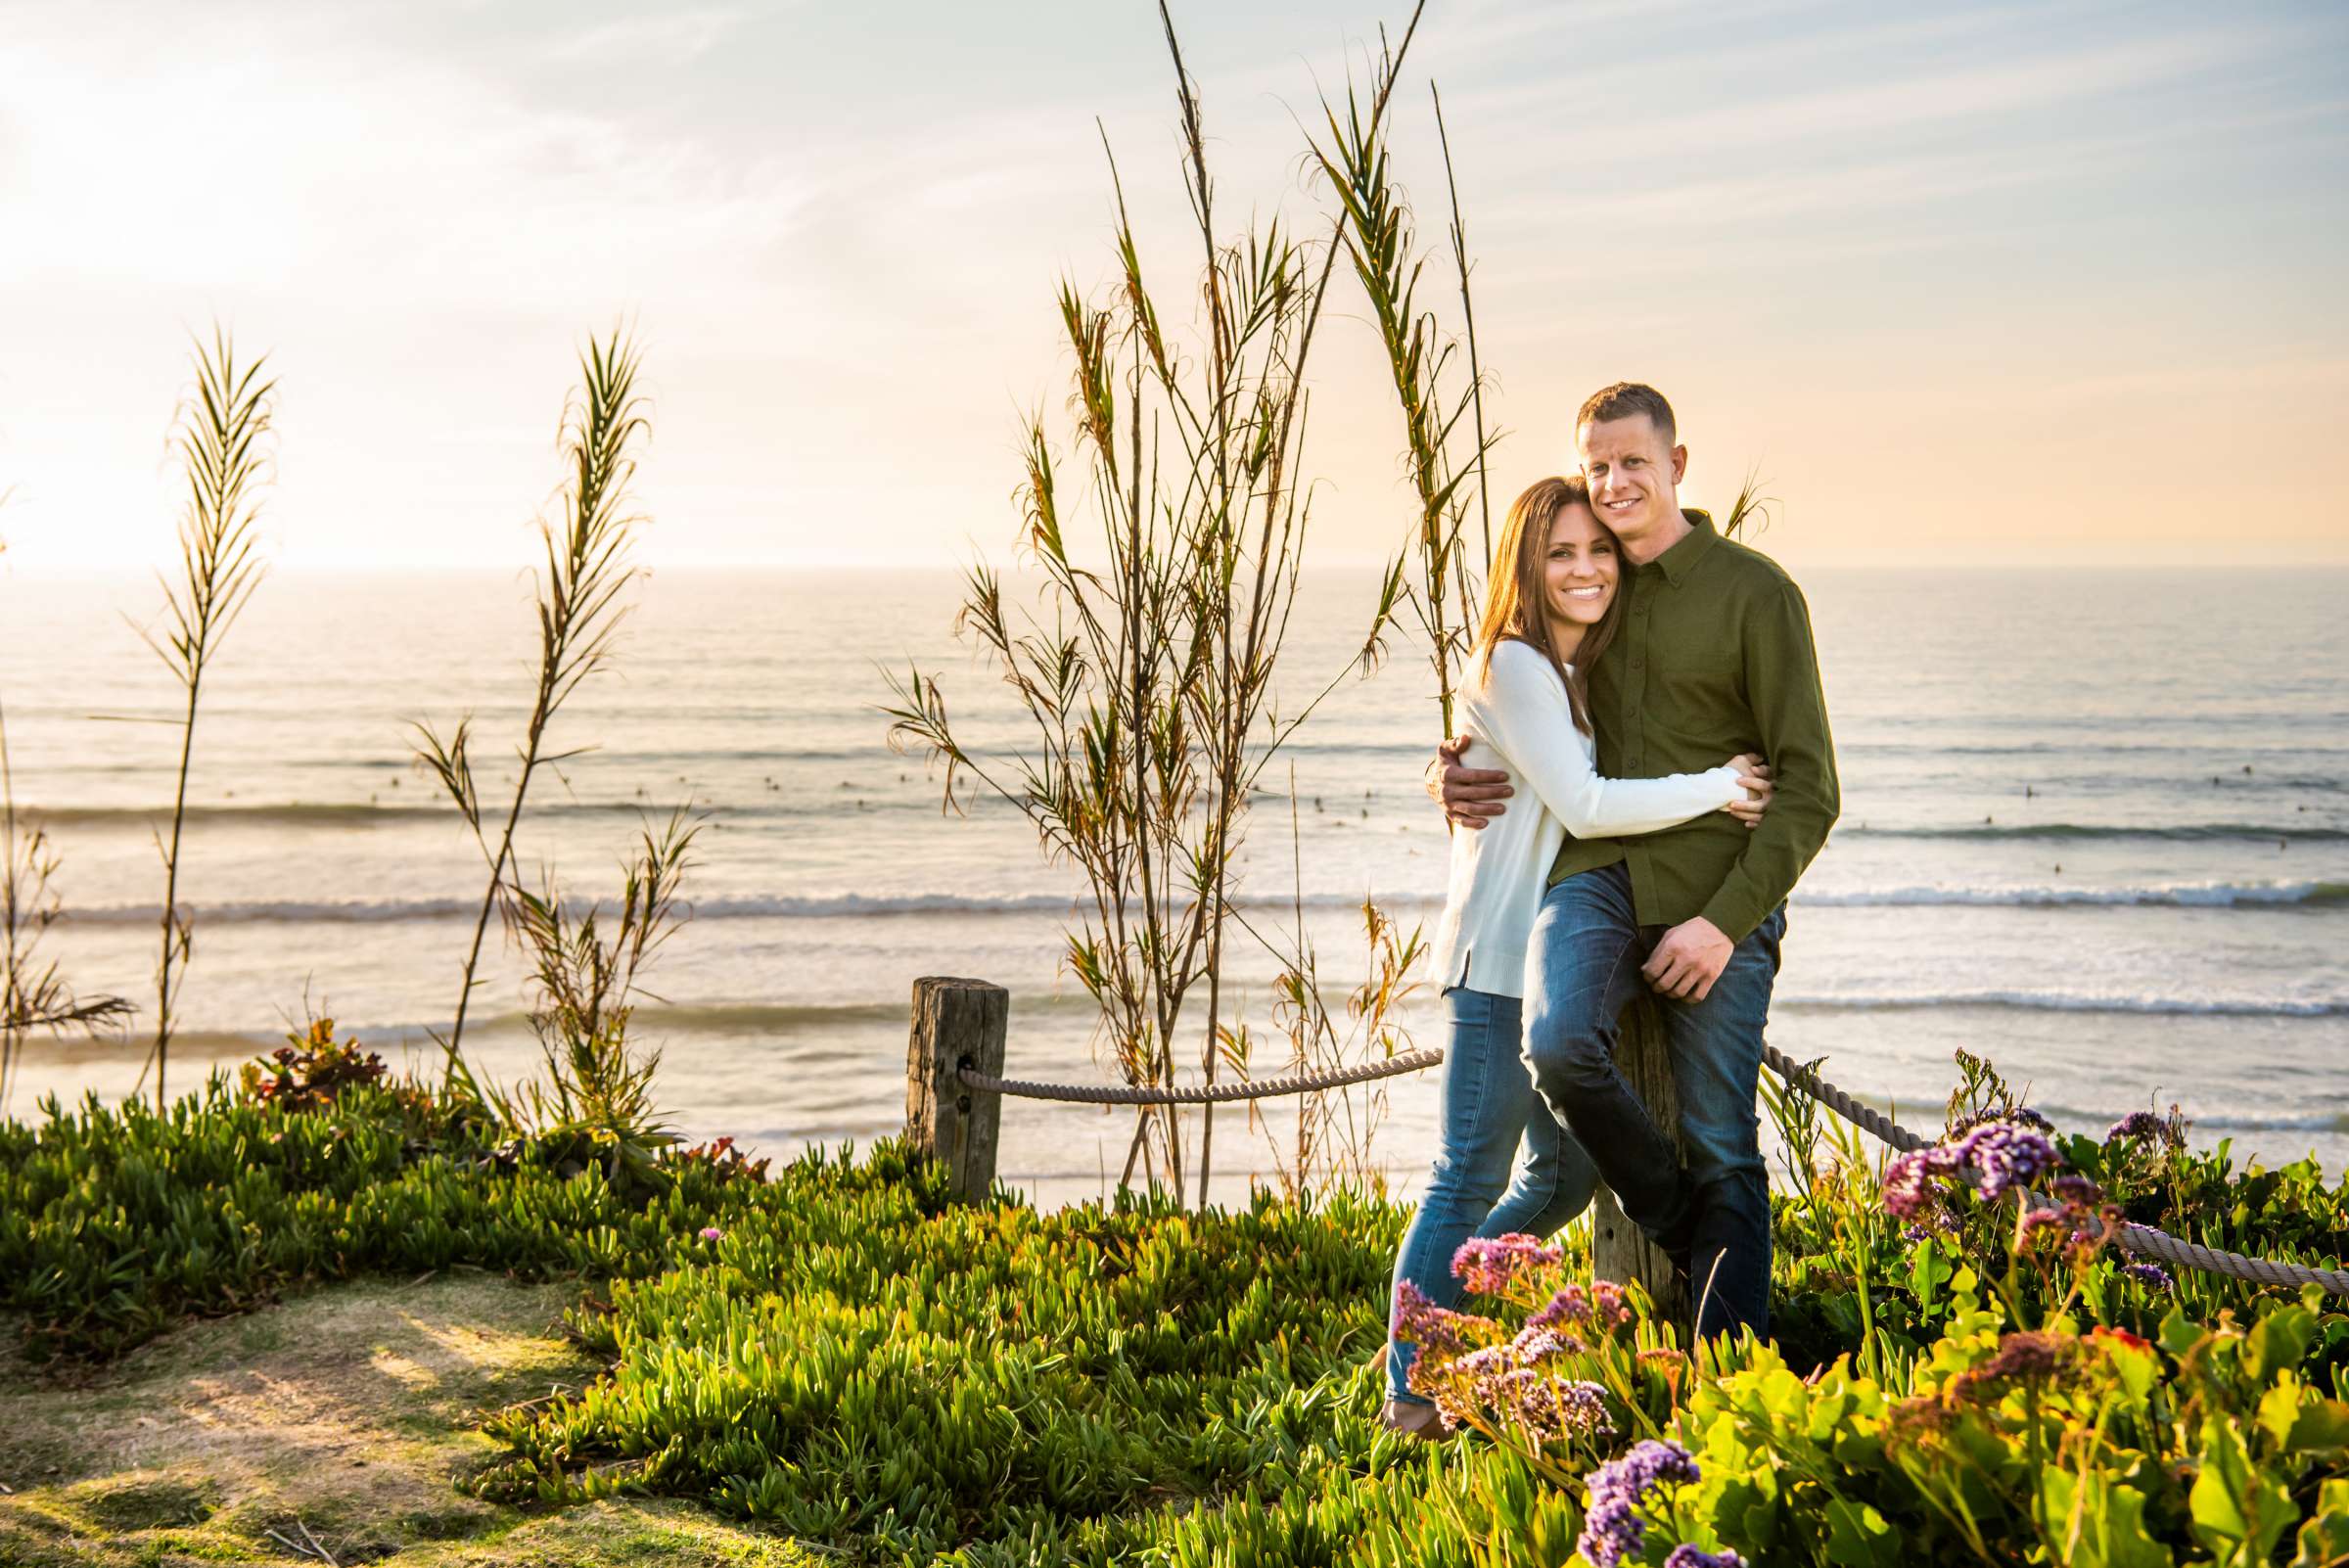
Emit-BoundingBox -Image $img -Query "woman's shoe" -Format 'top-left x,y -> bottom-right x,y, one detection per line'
1377,1398 -> 1448,1441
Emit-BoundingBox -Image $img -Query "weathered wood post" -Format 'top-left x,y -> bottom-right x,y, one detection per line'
1589,994 -> 1690,1326
904,976 -> 1008,1202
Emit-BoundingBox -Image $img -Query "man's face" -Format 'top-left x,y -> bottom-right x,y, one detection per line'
1576,414 -> 1687,548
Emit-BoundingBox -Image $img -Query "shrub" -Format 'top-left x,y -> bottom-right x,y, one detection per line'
237,1017 -> 392,1112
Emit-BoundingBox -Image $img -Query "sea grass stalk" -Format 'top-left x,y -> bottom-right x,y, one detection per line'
414,330 -> 650,1093
1309,61 -> 1498,737
0,692 -> 134,1116
130,329 -> 272,1109
1432,83 -> 1493,576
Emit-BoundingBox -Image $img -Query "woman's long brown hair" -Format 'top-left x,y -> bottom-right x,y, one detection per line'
1471,475 -> 1626,736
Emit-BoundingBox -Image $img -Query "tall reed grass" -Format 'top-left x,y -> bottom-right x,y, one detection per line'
886,5 -> 1429,1204
1309,44 -> 1495,735
130,329 -> 273,1109
414,329 -> 651,1095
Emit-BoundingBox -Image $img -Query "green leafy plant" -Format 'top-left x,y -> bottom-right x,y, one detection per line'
237,1016 -> 390,1113
482,806 -> 701,1199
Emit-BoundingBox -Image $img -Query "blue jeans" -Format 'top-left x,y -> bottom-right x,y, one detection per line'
1522,862 -> 1784,1345
1387,986 -> 1600,1405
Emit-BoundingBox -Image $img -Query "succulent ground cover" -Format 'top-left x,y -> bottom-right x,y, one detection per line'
2,1062 -> 2345,1566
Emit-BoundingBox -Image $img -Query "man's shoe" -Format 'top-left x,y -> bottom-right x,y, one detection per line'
1378,1398 -> 1448,1442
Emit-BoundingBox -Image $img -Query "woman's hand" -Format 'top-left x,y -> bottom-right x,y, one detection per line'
1723,755 -> 1773,829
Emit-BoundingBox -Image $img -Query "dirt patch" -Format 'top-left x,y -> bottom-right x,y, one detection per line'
0,1275 -> 813,1567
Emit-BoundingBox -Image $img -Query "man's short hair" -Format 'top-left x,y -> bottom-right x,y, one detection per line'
1576,382 -> 1677,445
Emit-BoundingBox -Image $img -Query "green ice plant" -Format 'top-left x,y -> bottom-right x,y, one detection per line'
129,328 -> 272,1110
1,1052 -> 2344,1560
413,329 -> 650,1097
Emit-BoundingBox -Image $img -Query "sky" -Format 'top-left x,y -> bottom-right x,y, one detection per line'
2,0 -> 2345,575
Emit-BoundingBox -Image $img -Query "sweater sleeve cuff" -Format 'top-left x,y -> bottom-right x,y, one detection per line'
1698,889 -> 1765,945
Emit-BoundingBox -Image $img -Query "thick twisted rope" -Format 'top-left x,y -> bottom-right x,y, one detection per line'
959,1039 -> 2348,1296
957,1047 -> 1444,1106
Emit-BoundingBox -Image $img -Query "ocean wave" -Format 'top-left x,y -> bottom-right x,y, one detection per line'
2033,1104 -> 2349,1135
1801,880 -> 2349,909
2159,1111 -> 2349,1134
19,794 -> 1026,829
23,802 -> 638,827
1841,822 -> 2347,843
1777,992 -> 2346,1019
55,888 -> 1424,927
53,879 -> 2349,928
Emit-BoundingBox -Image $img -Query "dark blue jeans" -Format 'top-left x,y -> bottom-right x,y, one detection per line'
1386,986 -> 1600,1404
1522,862 -> 1785,1344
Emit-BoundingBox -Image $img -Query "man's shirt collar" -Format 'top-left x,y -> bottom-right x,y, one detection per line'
1647,509 -> 1719,586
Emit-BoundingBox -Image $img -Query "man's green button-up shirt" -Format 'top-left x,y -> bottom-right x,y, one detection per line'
1547,511 -> 1841,941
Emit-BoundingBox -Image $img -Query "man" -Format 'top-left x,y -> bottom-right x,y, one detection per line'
1433,382 -> 1838,1343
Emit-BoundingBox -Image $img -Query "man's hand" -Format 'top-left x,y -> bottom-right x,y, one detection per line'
1429,732 -> 1512,830
1642,916 -> 1734,1001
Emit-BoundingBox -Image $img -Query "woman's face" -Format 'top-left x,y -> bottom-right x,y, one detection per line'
1543,501 -> 1619,627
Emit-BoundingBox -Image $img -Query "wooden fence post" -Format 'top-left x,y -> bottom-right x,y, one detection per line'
905,976 -> 1008,1202
1589,993 -> 1690,1327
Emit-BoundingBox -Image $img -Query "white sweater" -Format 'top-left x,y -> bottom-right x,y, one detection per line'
1430,639 -> 1746,998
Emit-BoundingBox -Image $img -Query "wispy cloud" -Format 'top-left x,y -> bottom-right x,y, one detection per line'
550,8 -> 749,67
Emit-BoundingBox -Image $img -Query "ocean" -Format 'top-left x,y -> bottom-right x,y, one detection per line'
5,563 -> 2344,1206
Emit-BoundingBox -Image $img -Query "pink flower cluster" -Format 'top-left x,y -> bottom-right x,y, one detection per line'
1408,1340 -> 1614,1445
1450,1232 -> 1564,1295
1528,1278 -> 1633,1336
1391,1279 -> 1485,1360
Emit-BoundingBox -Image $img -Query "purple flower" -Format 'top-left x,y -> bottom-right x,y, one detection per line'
1579,1440 -> 1702,1567
1392,1280 -> 1482,1360
1529,1281 -> 1591,1330
2122,1261 -> 2175,1292
1965,1123 -> 2060,1202
698,1226 -> 724,1241
1451,1232 -> 1562,1295
2049,1173 -> 2103,1206
1881,1120 -> 2065,1219
2104,1110 -> 2163,1144
1880,1148 -> 1945,1220
1664,1548 -> 1747,1568
1510,1324 -> 1578,1363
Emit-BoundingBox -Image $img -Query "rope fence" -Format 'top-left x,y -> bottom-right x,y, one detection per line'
915,978 -> 2346,1298
958,1047 -> 1444,1106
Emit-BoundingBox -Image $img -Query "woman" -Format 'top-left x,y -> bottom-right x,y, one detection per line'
1381,475 -> 1772,1436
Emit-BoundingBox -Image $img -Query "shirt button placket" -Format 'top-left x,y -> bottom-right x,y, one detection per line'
1624,580 -> 1650,772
